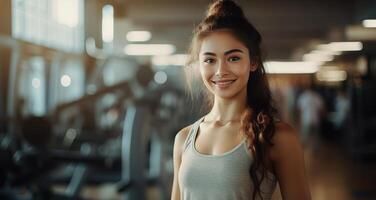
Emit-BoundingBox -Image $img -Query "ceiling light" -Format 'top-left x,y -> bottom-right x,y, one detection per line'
318,42 -> 363,52
102,4 -> 114,43
32,78 -> 41,89
124,44 -> 175,56
53,0 -> 79,28
362,19 -> 376,28
154,71 -> 168,84
316,69 -> 347,82
126,31 -> 152,42
264,61 -> 321,74
311,50 -> 342,56
152,54 -> 188,66
60,74 -> 72,87
303,53 -> 334,62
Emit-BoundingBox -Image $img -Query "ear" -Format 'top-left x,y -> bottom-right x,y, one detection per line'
249,59 -> 258,72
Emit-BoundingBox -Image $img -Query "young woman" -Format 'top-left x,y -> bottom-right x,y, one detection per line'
171,0 -> 311,199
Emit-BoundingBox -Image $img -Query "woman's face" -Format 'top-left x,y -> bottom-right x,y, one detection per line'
198,30 -> 255,99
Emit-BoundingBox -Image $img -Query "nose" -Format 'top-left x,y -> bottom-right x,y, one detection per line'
215,59 -> 229,77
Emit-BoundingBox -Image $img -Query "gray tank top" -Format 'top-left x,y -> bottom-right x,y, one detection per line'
178,117 -> 277,200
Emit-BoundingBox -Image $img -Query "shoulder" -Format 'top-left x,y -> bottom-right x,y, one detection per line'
174,125 -> 193,144
274,121 -> 298,137
269,121 -> 301,162
174,124 -> 194,153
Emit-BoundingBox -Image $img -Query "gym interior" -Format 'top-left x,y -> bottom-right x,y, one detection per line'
1,0 -> 376,199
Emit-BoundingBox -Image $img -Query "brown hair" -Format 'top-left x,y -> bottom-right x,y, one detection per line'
185,0 -> 277,199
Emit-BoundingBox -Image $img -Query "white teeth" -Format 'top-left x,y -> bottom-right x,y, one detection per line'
216,81 -> 233,84
212,80 -> 235,87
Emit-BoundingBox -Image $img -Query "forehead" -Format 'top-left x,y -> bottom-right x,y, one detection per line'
199,30 -> 248,54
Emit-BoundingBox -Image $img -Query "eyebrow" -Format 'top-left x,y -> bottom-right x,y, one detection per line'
202,48 -> 244,56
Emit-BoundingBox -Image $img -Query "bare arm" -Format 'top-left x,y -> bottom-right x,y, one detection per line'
270,123 -> 311,200
171,126 -> 191,200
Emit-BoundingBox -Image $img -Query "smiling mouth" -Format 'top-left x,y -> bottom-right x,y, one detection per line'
211,79 -> 236,87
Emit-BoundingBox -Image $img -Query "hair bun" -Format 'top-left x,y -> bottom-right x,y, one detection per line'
206,0 -> 245,19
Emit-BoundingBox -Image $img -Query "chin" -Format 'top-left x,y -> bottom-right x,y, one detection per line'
216,93 -> 242,100
212,88 -> 246,100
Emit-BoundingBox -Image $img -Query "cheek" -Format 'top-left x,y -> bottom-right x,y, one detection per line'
198,64 -> 205,76
240,66 -> 251,75
234,62 -> 251,76
243,72 -> 250,83
199,66 -> 215,90
199,65 -> 212,80
199,67 -> 208,85
235,64 -> 251,84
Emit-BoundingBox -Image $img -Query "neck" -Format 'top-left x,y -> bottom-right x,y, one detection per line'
205,93 -> 247,123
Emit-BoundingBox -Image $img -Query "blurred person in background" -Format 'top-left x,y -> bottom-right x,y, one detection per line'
171,1 -> 311,200
297,84 -> 325,149
330,89 -> 350,135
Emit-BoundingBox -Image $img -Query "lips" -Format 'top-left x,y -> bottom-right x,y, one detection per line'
211,79 -> 236,88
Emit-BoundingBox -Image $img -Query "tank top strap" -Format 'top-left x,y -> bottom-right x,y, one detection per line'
183,116 -> 204,153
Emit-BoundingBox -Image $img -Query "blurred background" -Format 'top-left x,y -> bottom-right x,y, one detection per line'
0,0 -> 376,199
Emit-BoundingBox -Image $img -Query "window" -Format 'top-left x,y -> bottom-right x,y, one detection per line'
12,0 -> 84,53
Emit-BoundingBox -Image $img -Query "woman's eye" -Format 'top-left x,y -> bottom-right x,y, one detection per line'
228,56 -> 240,62
204,58 -> 215,64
